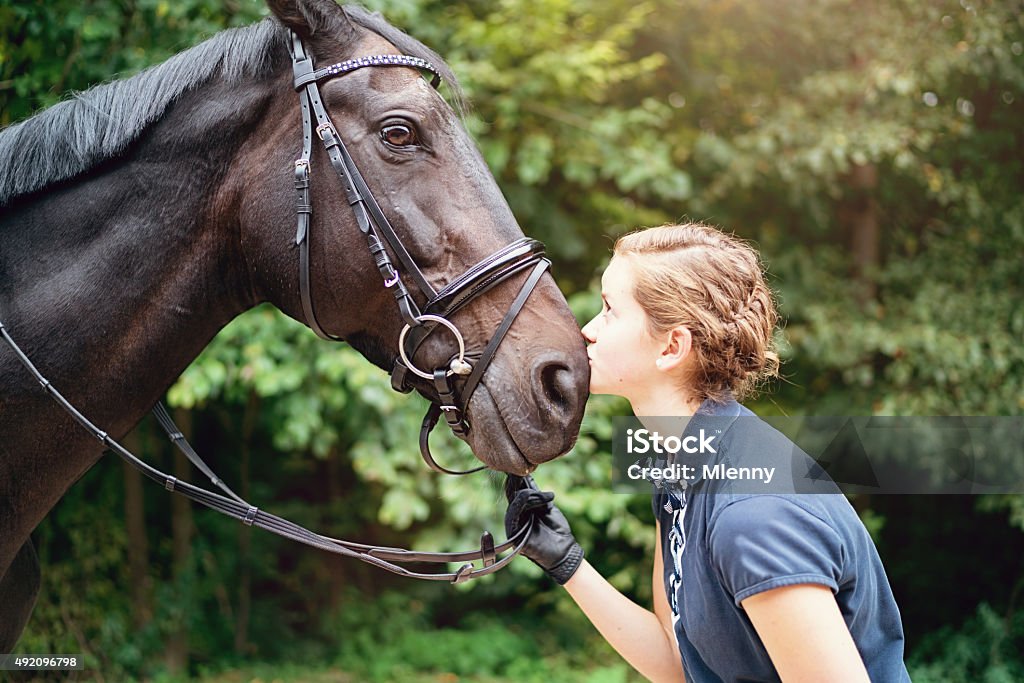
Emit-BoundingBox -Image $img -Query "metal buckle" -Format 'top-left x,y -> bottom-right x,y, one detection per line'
316,122 -> 335,140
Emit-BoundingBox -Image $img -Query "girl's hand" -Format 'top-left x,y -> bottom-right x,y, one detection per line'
504,475 -> 584,584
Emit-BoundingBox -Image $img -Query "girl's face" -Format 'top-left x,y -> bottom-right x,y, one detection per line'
581,256 -> 665,401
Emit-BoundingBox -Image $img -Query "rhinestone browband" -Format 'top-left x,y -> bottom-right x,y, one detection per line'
296,54 -> 442,89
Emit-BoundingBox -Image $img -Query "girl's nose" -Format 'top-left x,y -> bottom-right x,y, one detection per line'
581,316 -> 598,343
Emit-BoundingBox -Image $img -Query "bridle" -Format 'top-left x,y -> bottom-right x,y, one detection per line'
289,32 -> 550,476
0,33 -> 550,583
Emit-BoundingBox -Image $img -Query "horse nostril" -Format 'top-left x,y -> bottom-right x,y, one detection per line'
528,353 -> 589,464
539,361 -> 575,411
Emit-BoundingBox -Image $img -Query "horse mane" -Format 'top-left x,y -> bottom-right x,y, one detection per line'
0,6 -> 463,209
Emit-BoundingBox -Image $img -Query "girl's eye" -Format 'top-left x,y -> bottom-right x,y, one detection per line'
381,123 -> 419,147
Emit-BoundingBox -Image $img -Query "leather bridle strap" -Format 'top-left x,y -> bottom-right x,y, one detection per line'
151,401 -> 248,505
291,33 -> 441,298
0,319 -> 533,583
292,34 -> 435,338
459,258 -> 549,409
424,239 -> 546,316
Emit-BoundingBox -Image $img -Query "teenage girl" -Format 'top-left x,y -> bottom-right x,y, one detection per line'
505,223 -> 909,682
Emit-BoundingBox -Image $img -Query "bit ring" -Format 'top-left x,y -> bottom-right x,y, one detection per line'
398,315 -> 470,380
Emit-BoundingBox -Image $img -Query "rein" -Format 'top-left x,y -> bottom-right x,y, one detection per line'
0,320 -> 529,583
0,33 -> 553,583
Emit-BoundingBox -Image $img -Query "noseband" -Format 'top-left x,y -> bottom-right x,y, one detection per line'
0,34 -> 549,583
288,33 -> 549,475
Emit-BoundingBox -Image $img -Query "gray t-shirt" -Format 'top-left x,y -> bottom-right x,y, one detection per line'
653,398 -> 910,682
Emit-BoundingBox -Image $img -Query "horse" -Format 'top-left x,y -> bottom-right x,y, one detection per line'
0,0 -> 589,652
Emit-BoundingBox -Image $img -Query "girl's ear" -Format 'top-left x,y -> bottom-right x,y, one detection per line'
657,325 -> 692,372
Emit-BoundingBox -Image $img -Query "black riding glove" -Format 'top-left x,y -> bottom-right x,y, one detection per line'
504,475 -> 584,585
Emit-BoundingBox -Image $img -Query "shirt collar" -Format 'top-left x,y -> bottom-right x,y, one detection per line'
672,395 -> 744,489
694,395 -> 743,418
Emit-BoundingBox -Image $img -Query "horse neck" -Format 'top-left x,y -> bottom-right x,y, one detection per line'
0,74 -> 275,479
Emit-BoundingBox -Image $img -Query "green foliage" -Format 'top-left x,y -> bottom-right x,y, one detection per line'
908,603 -> 1024,683
980,495 -> 1024,533
318,590 -> 642,683
16,466 -> 137,678
360,0 -> 685,271
0,0 -> 266,125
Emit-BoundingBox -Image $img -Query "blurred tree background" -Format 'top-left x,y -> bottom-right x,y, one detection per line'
3,0 -> 1024,680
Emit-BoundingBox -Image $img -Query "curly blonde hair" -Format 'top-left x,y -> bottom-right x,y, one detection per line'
613,223 -> 780,402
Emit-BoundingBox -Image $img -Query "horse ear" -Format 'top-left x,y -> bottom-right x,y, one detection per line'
267,0 -> 357,47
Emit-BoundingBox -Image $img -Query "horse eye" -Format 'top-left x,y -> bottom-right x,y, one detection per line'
381,123 -> 419,148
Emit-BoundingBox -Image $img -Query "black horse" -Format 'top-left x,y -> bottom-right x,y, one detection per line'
0,0 -> 589,652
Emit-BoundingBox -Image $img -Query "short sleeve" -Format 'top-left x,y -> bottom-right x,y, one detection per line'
708,496 -> 844,606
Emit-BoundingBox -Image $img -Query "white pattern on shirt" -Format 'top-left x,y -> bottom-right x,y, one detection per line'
665,488 -> 688,636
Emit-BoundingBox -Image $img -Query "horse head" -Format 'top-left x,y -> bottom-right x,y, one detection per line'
231,0 -> 590,474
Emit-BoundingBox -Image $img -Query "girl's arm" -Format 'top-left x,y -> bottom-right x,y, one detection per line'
562,525 -> 686,682
742,584 -> 870,682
